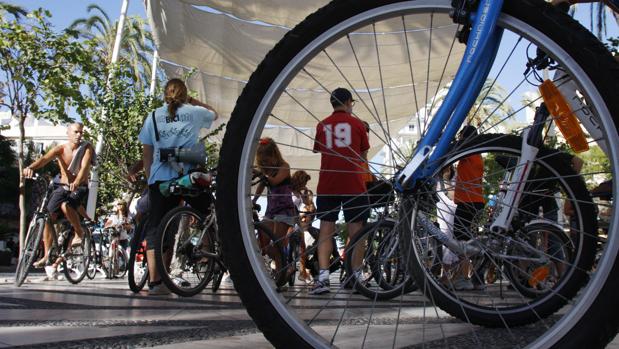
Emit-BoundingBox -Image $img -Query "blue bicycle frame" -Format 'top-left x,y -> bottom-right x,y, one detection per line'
396,0 -> 504,190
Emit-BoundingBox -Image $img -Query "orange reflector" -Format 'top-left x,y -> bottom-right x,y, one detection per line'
539,79 -> 589,152
528,265 -> 550,288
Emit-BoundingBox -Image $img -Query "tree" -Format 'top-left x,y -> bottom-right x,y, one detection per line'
0,134 -> 17,202
83,64 -> 160,216
0,9 -> 100,248
0,2 -> 27,20
68,4 -> 159,90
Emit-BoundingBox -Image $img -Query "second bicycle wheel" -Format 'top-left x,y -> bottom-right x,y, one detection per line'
64,229 -> 92,284
128,220 -> 149,292
345,218 -> 416,300
217,0 -> 619,347
155,206 -> 214,297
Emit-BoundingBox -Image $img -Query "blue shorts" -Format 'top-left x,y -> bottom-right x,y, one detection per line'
316,194 -> 369,223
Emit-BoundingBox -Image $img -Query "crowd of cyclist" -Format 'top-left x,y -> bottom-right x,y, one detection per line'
19,65 -> 614,297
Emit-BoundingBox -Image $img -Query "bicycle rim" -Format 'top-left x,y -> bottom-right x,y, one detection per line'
156,206 -> 213,297
64,232 -> 90,284
218,0 -> 619,347
15,217 -> 45,286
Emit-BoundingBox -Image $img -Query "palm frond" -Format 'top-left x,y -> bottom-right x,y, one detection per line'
0,2 -> 28,19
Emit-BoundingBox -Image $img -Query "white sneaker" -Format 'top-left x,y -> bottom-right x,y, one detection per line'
149,283 -> 171,295
172,277 -> 191,287
222,274 -> 234,285
43,266 -> 59,281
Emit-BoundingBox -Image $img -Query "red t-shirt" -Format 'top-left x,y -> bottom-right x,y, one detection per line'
313,111 -> 370,195
454,154 -> 485,204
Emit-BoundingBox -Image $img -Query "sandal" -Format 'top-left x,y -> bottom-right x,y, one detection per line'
33,258 -> 47,268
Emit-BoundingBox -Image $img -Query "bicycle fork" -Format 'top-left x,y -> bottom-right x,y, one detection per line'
414,104 -> 552,259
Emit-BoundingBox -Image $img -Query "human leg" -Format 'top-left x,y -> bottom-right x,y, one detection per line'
317,220 -> 336,271
145,183 -> 178,287
451,202 -> 481,289
33,220 -> 54,268
342,195 -> 370,271
61,202 -> 84,245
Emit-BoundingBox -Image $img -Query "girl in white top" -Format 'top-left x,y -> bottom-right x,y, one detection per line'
105,201 -> 132,249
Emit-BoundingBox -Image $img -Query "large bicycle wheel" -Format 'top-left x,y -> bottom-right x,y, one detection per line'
128,222 -> 149,292
345,219 -> 417,300
14,217 -> 45,287
64,230 -> 91,284
155,206 -> 214,297
217,0 -> 619,347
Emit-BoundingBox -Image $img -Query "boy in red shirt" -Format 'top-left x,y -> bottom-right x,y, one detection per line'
311,88 -> 370,294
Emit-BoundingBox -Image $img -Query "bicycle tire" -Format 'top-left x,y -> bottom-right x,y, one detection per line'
128,222 -> 149,292
14,217 -> 45,287
155,206 -> 213,297
254,221 -> 288,288
86,239 -> 97,280
503,222 -> 575,299
64,230 -> 91,284
217,0 -> 619,347
211,261 -> 226,293
345,219 -> 416,301
113,248 -> 128,278
402,133 -> 596,325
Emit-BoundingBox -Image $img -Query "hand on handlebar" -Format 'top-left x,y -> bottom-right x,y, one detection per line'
127,172 -> 138,183
23,167 -> 34,179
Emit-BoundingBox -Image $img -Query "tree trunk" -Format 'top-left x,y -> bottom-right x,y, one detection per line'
17,116 -> 26,256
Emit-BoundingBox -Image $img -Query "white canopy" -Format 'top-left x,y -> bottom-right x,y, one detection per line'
147,1 -> 464,180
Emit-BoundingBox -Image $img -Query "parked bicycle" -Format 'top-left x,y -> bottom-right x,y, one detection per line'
217,0 -> 619,348
87,225 -> 128,280
15,175 -> 92,286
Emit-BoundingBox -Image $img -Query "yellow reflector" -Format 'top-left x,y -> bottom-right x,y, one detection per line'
539,79 -> 589,152
528,265 -> 550,288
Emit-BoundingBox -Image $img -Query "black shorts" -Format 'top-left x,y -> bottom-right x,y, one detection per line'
453,202 -> 485,241
316,194 -> 369,223
47,186 -> 88,216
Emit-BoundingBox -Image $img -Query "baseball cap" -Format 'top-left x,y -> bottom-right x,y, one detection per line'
330,87 -> 354,106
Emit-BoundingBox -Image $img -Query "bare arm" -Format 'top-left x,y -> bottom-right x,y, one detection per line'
23,145 -> 62,177
253,181 -> 265,204
188,96 -> 219,120
142,144 -> 154,182
71,145 -> 94,190
267,162 -> 291,187
127,159 -> 144,182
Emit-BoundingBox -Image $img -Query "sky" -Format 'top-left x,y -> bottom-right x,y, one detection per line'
6,0 -> 618,127
12,1 -> 147,30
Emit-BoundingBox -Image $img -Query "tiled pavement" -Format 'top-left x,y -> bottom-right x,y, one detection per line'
0,272 -> 617,348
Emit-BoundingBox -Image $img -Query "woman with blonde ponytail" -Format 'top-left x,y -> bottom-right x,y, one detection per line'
138,78 -> 218,295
